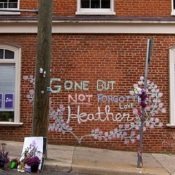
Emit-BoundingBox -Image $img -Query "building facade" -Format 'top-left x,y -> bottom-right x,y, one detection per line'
0,0 -> 175,153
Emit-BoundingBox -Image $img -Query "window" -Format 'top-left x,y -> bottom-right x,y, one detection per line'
0,45 -> 21,125
172,0 -> 175,15
0,0 -> 20,15
76,0 -> 115,15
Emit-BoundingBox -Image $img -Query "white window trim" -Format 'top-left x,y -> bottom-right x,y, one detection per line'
0,45 -> 22,126
171,0 -> 175,15
76,0 -> 115,15
167,46 -> 175,127
0,0 -> 20,15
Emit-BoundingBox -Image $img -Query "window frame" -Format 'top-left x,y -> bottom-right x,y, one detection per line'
171,0 -> 175,15
0,45 -> 22,125
0,0 -> 20,15
76,0 -> 115,15
168,46 -> 175,127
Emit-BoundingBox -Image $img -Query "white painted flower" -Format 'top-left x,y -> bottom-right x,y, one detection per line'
145,121 -> 150,127
151,94 -> 156,98
151,113 -> 156,116
131,131 -> 136,136
108,136 -> 112,140
155,118 -> 160,123
26,94 -> 30,99
134,87 -> 142,94
131,139 -> 135,143
155,110 -> 159,114
116,133 -> 121,138
119,124 -> 123,129
145,106 -> 151,111
154,85 -> 157,89
98,137 -> 102,141
95,128 -> 99,133
156,89 -> 159,93
159,103 -> 164,108
140,76 -> 144,81
112,134 -> 116,139
151,88 -> 156,93
133,108 -> 139,115
123,132 -> 127,136
135,125 -> 140,130
150,118 -> 154,122
124,140 -> 129,144
23,75 -> 28,80
138,81 -> 143,85
158,92 -> 163,98
94,135 -> 98,139
133,84 -> 139,88
150,124 -> 154,129
104,132 -> 108,137
99,131 -> 103,135
129,90 -> 134,96
130,122 -> 135,128
136,135 -> 140,140
151,82 -> 155,86
161,108 -> 166,113
153,99 -> 157,103
159,122 -> 163,127
114,128 -> 118,132
125,124 -> 130,129
110,130 -> 113,135
29,89 -> 35,95
157,99 -> 161,103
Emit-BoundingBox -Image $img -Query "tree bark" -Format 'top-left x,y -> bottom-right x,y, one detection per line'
32,0 -> 52,137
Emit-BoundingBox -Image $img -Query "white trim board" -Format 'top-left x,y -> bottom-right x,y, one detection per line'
168,47 -> 175,126
1,22 -> 175,34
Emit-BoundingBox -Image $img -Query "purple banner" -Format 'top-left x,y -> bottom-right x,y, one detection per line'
5,94 -> 14,109
0,94 -> 2,108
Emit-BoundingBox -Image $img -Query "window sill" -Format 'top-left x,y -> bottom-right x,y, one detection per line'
0,122 -> 23,126
0,11 -> 20,15
166,123 -> 175,128
171,11 -> 175,16
76,10 -> 116,15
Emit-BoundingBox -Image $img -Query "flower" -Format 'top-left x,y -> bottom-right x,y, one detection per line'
20,140 -> 41,171
25,156 -> 40,166
0,143 -> 10,169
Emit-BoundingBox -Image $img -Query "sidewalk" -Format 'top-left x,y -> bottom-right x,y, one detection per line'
1,140 -> 175,175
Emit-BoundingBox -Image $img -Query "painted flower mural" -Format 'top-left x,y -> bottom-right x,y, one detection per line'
48,76 -> 165,144
24,75 -> 165,144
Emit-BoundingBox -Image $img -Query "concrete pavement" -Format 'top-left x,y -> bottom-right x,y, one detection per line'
0,140 -> 175,175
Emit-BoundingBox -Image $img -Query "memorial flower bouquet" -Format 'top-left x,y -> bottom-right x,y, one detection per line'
18,141 -> 41,173
25,155 -> 40,166
0,143 -> 9,169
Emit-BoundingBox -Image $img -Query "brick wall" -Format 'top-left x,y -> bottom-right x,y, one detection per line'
0,34 -> 174,153
116,0 -> 171,17
19,0 -> 172,17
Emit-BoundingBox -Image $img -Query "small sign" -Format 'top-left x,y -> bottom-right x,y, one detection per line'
5,94 -> 13,109
0,94 -> 2,108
